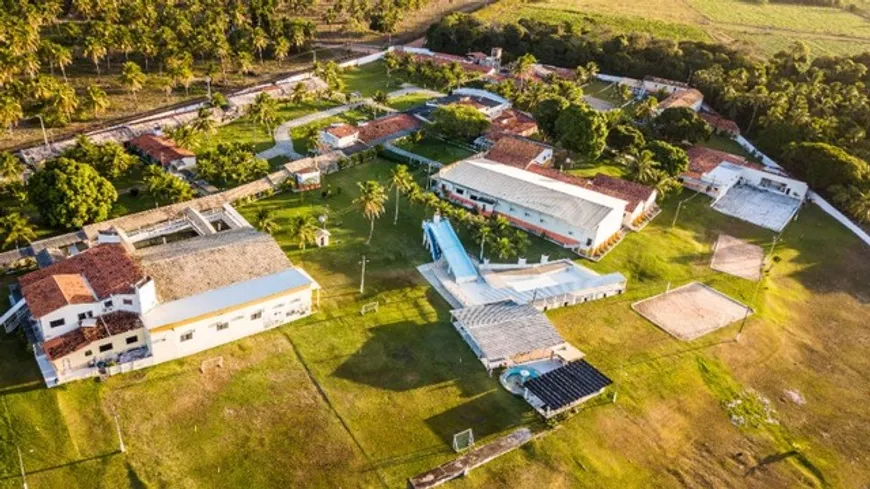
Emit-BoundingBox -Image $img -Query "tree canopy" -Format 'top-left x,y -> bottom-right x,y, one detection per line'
430,104 -> 491,141
196,143 -> 269,188
554,102 -> 609,160
645,140 -> 690,177
28,157 -> 118,228
651,107 -> 712,144
782,142 -> 870,190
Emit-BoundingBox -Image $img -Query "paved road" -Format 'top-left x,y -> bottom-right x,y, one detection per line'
256,87 -> 444,161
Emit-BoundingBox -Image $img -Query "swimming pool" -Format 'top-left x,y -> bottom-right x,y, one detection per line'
500,365 -> 541,395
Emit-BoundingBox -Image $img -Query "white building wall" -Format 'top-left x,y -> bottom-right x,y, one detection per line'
38,302 -> 101,341
320,131 -> 357,149
740,168 -> 808,200
146,288 -> 314,365
136,279 -> 159,314
52,328 -> 148,374
439,181 -> 623,250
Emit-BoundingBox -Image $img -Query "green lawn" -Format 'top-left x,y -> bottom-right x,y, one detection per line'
394,137 -> 477,164
699,134 -> 760,162
2,158 -> 870,488
388,93 -> 437,112
200,100 -> 340,154
340,61 -> 403,97
568,159 -> 628,178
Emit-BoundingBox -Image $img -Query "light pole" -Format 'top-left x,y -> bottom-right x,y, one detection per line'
359,255 -> 370,294
204,75 -> 212,100
17,446 -> 27,489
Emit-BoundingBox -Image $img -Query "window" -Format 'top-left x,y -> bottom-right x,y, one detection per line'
586,238 -> 593,246
216,322 -> 229,331
232,315 -> 244,322
99,343 -> 113,353
126,335 -> 138,345
273,303 -> 285,309
122,298 -> 133,306
251,311 -> 263,320
49,318 -> 65,328
84,350 -> 93,357
456,188 -> 465,195
104,300 -> 113,309
568,231 -> 574,236
77,311 -> 93,321
540,219 -> 546,224
180,331 -> 194,342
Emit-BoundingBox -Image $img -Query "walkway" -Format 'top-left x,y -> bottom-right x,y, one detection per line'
255,87 -> 443,161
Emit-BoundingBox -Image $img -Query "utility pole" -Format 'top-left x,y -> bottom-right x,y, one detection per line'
359,255 -> 370,294
17,446 -> 27,489
736,234 -> 780,343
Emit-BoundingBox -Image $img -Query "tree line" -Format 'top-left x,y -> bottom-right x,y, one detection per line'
425,13 -> 870,223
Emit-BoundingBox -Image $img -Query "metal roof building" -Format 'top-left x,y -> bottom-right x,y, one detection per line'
435,159 -> 627,251
450,302 -> 566,369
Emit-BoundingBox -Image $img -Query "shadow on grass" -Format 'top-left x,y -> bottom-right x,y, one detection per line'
423,390 -> 532,445
0,450 -> 121,480
0,334 -> 44,395
126,462 -> 149,489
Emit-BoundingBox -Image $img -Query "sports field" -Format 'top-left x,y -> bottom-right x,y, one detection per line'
1,158 -> 869,488
475,0 -> 870,56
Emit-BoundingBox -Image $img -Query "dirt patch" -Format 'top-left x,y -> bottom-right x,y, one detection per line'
711,234 -> 763,281
632,282 -> 752,341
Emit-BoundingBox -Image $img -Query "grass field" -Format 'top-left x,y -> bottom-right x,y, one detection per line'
388,93 -> 438,111
340,62 -> 404,97
1,158 -> 869,488
475,0 -> 870,57
394,137 -> 477,164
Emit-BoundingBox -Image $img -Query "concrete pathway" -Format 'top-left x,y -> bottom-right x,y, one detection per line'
255,87 -> 443,161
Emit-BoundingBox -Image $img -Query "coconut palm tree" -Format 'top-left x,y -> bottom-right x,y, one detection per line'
252,27 -> 269,63
390,164 -> 413,225
166,124 -> 201,149
274,38 -> 291,66
472,219 -> 493,261
0,213 -> 37,250
83,36 -> 107,76
289,215 -> 319,249
291,82 -> 309,104
0,95 -> 23,133
354,180 -> 387,245
627,150 -> 659,185
247,92 -> 279,140
493,236 -> 515,261
120,61 -> 146,102
191,107 -> 216,135
81,85 -> 110,118
511,53 -> 537,89
255,207 -> 280,235
0,151 -> 24,183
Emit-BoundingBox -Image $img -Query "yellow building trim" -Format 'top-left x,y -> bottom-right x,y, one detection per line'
149,284 -> 312,333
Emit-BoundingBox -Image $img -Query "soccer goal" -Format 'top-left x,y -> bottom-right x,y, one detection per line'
200,356 -> 224,373
360,301 -> 379,315
452,429 -> 474,453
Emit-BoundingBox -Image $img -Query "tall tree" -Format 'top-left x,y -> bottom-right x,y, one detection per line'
255,207 -> 281,235
289,214 -> 319,249
28,157 -> 118,228
81,84 -> 110,118
391,164 -> 413,224
0,213 -> 37,250
0,95 -> 23,133
354,180 -> 387,245
247,92 -> 279,140
119,61 -> 146,102
554,102 -> 609,160
143,165 -> 194,204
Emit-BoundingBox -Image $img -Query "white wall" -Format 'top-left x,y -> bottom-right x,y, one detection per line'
52,328 -> 147,373
136,279 -> 158,314
38,302 -> 101,341
147,288 -> 314,364
741,167 -> 808,200
320,131 -> 357,149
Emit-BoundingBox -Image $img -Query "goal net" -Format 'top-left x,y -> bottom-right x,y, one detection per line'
452,429 -> 474,453
200,356 -> 224,373
360,301 -> 379,315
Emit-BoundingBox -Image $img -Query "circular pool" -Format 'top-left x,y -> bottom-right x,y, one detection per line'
500,365 -> 541,395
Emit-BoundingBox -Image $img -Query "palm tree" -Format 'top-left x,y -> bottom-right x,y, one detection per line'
120,61 -> 146,102
354,180 -> 387,245
191,107 -> 216,135
50,83 -> 79,123
0,95 -> 23,133
83,36 -> 107,76
248,92 -> 279,140
291,82 -> 309,104
289,215 -> 319,249
391,164 -> 413,224
0,213 -> 37,250
255,208 -> 281,235
274,38 -> 291,66
472,219 -> 493,261
80,85 -> 110,118
252,28 -> 269,63
493,236 -> 515,261
166,125 -> 201,149
627,150 -> 659,185
372,90 -> 389,107
511,53 -> 537,89
635,96 -> 659,123
0,151 -> 23,182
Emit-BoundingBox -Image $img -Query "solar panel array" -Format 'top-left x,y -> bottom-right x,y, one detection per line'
524,360 -> 613,411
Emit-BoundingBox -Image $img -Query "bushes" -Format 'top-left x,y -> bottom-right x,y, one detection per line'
337,148 -> 378,170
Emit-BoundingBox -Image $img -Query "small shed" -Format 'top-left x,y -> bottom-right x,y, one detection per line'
294,168 -> 322,192
315,228 -> 331,248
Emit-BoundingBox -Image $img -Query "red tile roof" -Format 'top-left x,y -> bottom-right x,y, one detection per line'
325,123 -> 359,139
589,174 -> 656,210
700,112 -> 740,135
42,311 -> 143,360
357,114 -> 421,144
486,109 -> 538,141
486,136 -> 550,167
684,146 -> 764,180
20,245 -> 144,318
128,134 -> 195,166
467,51 -> 489,60
658,89 -> 704,111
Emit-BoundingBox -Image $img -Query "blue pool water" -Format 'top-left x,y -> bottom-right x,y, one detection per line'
500,366 -> 542,395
